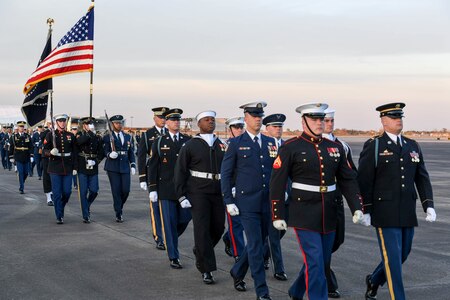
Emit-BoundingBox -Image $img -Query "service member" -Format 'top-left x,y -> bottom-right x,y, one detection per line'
103,115 -> 136,222
262,113 -> 288,281
221,117 -> 246,260
43,114 -> 77,224
322,107 -> 357,298
76,117 -> 104,223
221,101 -> 276,300
358,103 -> 436,300
71,125 -> 79,190
174,110 -> 226,284
41,122 -> 53,205
9,121 -> 33,194
148,108 -> 191,269
31,125 -> 44,180
269,103 -> 365,300
137,106 -> 169,250
3,125 -> 13,171
0,126 -> 7,169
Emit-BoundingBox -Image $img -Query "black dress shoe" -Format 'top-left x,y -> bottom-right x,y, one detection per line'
223,237 -> 233,257
47,201 -> 54,206
170,259 -> 183,269
274,272 -> 288,281
83,218 -> 91,224
230,271 -> 246,292
56,218 -> 64,224
115,216 -> 124,223
202,272 -> 215,284
20,190 -> 24,194
256,295 -> 272,300
156,241 -> 166,250
328,289 -> 341,298
365,274 -> 378,300
264,259 -> 270,270
38,176 -> 42,180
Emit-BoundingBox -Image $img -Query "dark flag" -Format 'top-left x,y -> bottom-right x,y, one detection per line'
21,32 -> 53,127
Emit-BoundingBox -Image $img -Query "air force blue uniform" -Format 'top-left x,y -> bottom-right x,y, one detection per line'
221,131 -> 277,298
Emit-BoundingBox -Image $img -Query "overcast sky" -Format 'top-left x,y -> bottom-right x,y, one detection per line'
0,0 -> 449,130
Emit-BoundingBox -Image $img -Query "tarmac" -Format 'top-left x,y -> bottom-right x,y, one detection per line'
1,138 -> 449,300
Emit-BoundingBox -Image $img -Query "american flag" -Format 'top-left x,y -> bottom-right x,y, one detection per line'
23,6 -> 94,94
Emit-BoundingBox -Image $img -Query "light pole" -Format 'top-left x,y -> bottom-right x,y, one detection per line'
130,116 -> 134,128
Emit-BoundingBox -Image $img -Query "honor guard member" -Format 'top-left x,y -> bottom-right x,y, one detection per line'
221,101 -> 276,300
269,103 -> 366,300
174,110 -> 226,284
0,126 -> 7,169
31,125 -> 44,180
76,117 -> 104,223
2,125 -> 13,170
262,113 -> 288,281
358,103 -> 435,300
71,126 -> 79,190
9,121 -> 34,194
321,108 -> 357,298
103,115 -> 136,223
41,122 -> 53,205
148,108 -> 192,269
43,114 -> 78,224
221,117 -> 246,260
137,106 -> 169,250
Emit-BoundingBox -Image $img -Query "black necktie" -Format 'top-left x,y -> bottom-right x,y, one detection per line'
397,136 -> 402,150
173,135 -> 178,144
253,136 -> 260,149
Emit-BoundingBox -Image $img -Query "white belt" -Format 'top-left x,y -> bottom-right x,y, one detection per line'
292,182 -> 336,193
117,151 -> 128,155
190,170 -> 221,180
54,152 -> 71,157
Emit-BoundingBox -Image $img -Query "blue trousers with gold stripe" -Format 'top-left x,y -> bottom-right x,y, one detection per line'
371,227 -> 414,300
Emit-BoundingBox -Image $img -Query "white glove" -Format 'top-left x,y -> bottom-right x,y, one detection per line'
352,210 -> 364,224
131,167 -> 136,175
140,182 -> 148,191
180,199 -> 192,208
361,213 -> 371,226
273,220 -> 288,231
231,187 -> 236,198
50,148 -> 59,156
425,207 -> 436,222
109,151 -> 118,159
149,191 -> 158,203
9,158 -> 14,163
87,159 -> 96,167
226,204 -> 240,216
30,157 -> 34,163
72,170 -> 77,176
285,192 -> 289,201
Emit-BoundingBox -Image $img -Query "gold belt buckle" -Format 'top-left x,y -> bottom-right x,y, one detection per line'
214,174 -> 220,180
319,186 -> 328,193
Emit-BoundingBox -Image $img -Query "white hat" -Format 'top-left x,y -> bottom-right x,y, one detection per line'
226,117 -> 245,126
54,114 -> 69,121
239,101 -> 267,117
196,110 -> 216,122
324,108 -> 335,118
295,103 -> 328,117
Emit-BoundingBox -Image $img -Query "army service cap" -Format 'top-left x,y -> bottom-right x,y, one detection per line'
80,117 -> 95,124
263,114 -> 286,126
376,102 -> 405,119
163,108 -> 183,120
16,121 -> 27,127
239,101 -> 267,117
196,110 -> 216,122
152,107 -> 170,116
295,103 -> 328,118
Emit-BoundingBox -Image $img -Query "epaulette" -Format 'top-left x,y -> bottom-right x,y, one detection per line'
370,134 -> 382,141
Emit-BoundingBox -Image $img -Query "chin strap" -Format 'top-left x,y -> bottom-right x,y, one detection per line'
303,116 -> 321,138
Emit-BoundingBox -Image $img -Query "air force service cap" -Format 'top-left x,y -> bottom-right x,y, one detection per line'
239,101 -> 267,117
196,110 -> 216,122
152,107 -> 169,116
109,115 -> 124,122
376,102 -> 405,119
263,114 -> 286,126
163,108 -> 183,120
295,103 -> 328,118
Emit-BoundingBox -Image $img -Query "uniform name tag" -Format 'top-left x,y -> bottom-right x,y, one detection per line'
379,150 -> 394,156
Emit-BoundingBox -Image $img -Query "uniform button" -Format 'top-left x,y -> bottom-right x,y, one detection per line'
402,175 -> 405,179
401,167 -> 404,170
320,157 -> 323,160
303,159 -> 306,162
241,191 -> 244,194
318,150 -> 321,153
176,154 -> 178,156
297,198 -> 301,201
400,158 -> 403,161
386,160 -> 388,163
321,165 -> 324,168
402,184 -> 405,187
262,165 -> 264,168
321,180 -> 325,184
274,208 -> 277,211
322,173 -> 325,176
262,174 -> 265,178
263,184 -> 266,187
315,144 -> 319,147
274,215 -> 277,218
260,155 -> 263,158
273,202 -> 277,205
378,197 -> 382,200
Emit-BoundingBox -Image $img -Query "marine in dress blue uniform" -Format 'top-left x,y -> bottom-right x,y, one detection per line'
43,114 -> 78,224
9,121 -> 34,194
221,116 -> 246,261
148,108 -> 192,269
270,103 -> 365,300
358,103 -> 436,300
262,113 -> 289,281
174,110 -> 226,284
75,117 -> 104,223
31,125 -> 44,180
221,101 -> 276,300
137,107 -> 169,251
103,115 -> 136,222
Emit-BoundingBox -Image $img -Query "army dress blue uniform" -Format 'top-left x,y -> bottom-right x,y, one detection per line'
103,124 -> 136,221
31,127 -> 44,179
137,112 -> 168,249
43,118 -> 78,223
0,129 -> 7,169
221,130 -> 277,298
358,104 -> 434,300
3,128 -> 13,170
76,118 -> 104,223
9,123 -> 34,193
148,129 -> 192,267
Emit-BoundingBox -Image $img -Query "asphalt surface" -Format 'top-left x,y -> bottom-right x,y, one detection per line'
1,137 -> 449,300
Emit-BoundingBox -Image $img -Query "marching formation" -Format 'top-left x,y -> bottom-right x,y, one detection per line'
2,101 -> 437,300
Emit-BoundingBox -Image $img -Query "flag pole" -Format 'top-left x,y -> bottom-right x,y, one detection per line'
46,18 -> 56,148
89,0 -> 95,118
